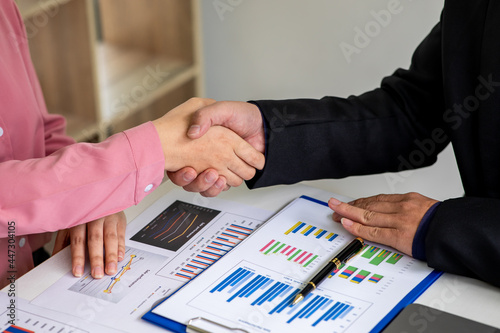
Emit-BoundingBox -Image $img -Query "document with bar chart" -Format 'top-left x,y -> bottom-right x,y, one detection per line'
146,195 -> 441,333
31,190 -> 272,333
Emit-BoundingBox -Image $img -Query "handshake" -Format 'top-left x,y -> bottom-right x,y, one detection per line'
153,98 -> 266,197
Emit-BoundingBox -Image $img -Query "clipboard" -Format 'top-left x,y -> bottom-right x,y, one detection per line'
142,196 -> 442,333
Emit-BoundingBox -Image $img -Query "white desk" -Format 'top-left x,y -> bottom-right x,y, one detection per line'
8,180 -> 500,329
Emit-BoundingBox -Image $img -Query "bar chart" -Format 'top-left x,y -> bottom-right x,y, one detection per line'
285,221 -> 339,242
174,223 -> 254,280
188,264 -> 371,331
155,211 -> 262,283
359,244 -> 404,266
259,239 -> 319,268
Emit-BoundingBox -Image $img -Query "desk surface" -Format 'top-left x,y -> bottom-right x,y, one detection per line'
9,180 -> 500,329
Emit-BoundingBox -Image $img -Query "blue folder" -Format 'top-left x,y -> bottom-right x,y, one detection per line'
142,196 -> 442,333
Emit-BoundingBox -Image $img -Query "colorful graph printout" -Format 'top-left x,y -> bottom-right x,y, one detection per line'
260,239 -> 318,267
202,266 -> 369,329
339,266 -> 358,279
368,274 -> 384,283
351,270 -> 370,284
285,222 -> 338,241
369,249 -> 392,265
68,247 -> 165,303
131,201 -> 220,251
386,253 -> 404,264
174,223 -> 255,280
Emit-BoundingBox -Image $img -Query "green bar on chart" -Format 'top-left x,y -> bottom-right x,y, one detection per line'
369,249 -> 391,265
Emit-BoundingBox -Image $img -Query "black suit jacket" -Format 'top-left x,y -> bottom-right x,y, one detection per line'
247,0 -> 500,288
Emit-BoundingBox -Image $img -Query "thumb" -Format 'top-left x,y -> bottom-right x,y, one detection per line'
187,102 -> 234,139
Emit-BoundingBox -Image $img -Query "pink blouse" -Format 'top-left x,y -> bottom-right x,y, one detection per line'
0,1 -> 165,286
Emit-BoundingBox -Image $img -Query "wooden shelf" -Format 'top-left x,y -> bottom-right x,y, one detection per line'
17,0 -> 202,142
97,43 -> 196,122
15,0 -> 75,20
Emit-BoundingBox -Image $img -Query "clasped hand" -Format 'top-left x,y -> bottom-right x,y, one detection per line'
54,98 -> 265,278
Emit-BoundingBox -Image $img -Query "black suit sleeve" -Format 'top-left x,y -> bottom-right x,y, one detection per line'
246,17 -> 500,289
426,198 -> 500,287
247,22 -> 448,189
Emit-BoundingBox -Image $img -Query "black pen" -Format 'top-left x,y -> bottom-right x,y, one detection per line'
292,237 -> 364,305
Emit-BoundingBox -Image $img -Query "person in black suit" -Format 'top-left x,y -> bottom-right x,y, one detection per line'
168,1 -> 500,288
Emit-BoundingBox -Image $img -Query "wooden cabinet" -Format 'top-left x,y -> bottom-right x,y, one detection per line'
15,0 -> 203,141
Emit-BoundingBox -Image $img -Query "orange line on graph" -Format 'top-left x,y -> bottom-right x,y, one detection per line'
103,255 -> 136,294
168,215 -> 198,243
154,212 -> 186,239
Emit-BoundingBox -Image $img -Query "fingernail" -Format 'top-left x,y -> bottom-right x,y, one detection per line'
73,265 -> 83,277
183,171 -> 195,182
214,178 -> 224,189
188,125 -> 200,137
329,198 -> 342,206
341,218 -> 353,227
92,266 -> 104,279
118,251 -> 124,262
106,262 -> 117,275
205,171 -> 216,183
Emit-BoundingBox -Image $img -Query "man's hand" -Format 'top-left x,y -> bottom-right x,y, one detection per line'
153,98 -> 264,188
53,212 -> 127,279
328,192 -> 439,256
167,101 -> 265,197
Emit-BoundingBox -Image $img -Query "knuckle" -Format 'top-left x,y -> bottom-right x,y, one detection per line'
367,227 -> 381,239
88,231 -> 103,243
242,168 -> 256,181
104,230 -> 118,240
362,209 -> 376,223
89,254 -> 103,264
71,235 -> 86,246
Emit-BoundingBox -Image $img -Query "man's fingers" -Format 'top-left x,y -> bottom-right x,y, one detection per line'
167,167 -> 197,187
340,218 -> 408,254
181,169 -> 219,192
328,198 -> 399,228
87,218 -> 105,279
234,140 -> 265,171
200,177 -> 227,197
69,224 -> 87,277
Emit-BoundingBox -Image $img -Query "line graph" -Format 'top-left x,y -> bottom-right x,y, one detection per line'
104,254 -> 142,294
131,200 -> 220,251
68,247 -> 165,303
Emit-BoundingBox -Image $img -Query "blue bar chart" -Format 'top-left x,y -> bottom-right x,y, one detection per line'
174,223 -> 255,280
285,221 -> 339,242
189,264 -> 371,331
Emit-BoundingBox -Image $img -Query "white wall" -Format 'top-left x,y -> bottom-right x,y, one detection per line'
199,0 -> 464,201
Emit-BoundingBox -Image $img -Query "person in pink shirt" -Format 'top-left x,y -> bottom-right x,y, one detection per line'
0,0 -> 264,289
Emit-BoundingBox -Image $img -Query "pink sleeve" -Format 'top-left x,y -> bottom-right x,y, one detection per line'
0,122 -> 165,237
